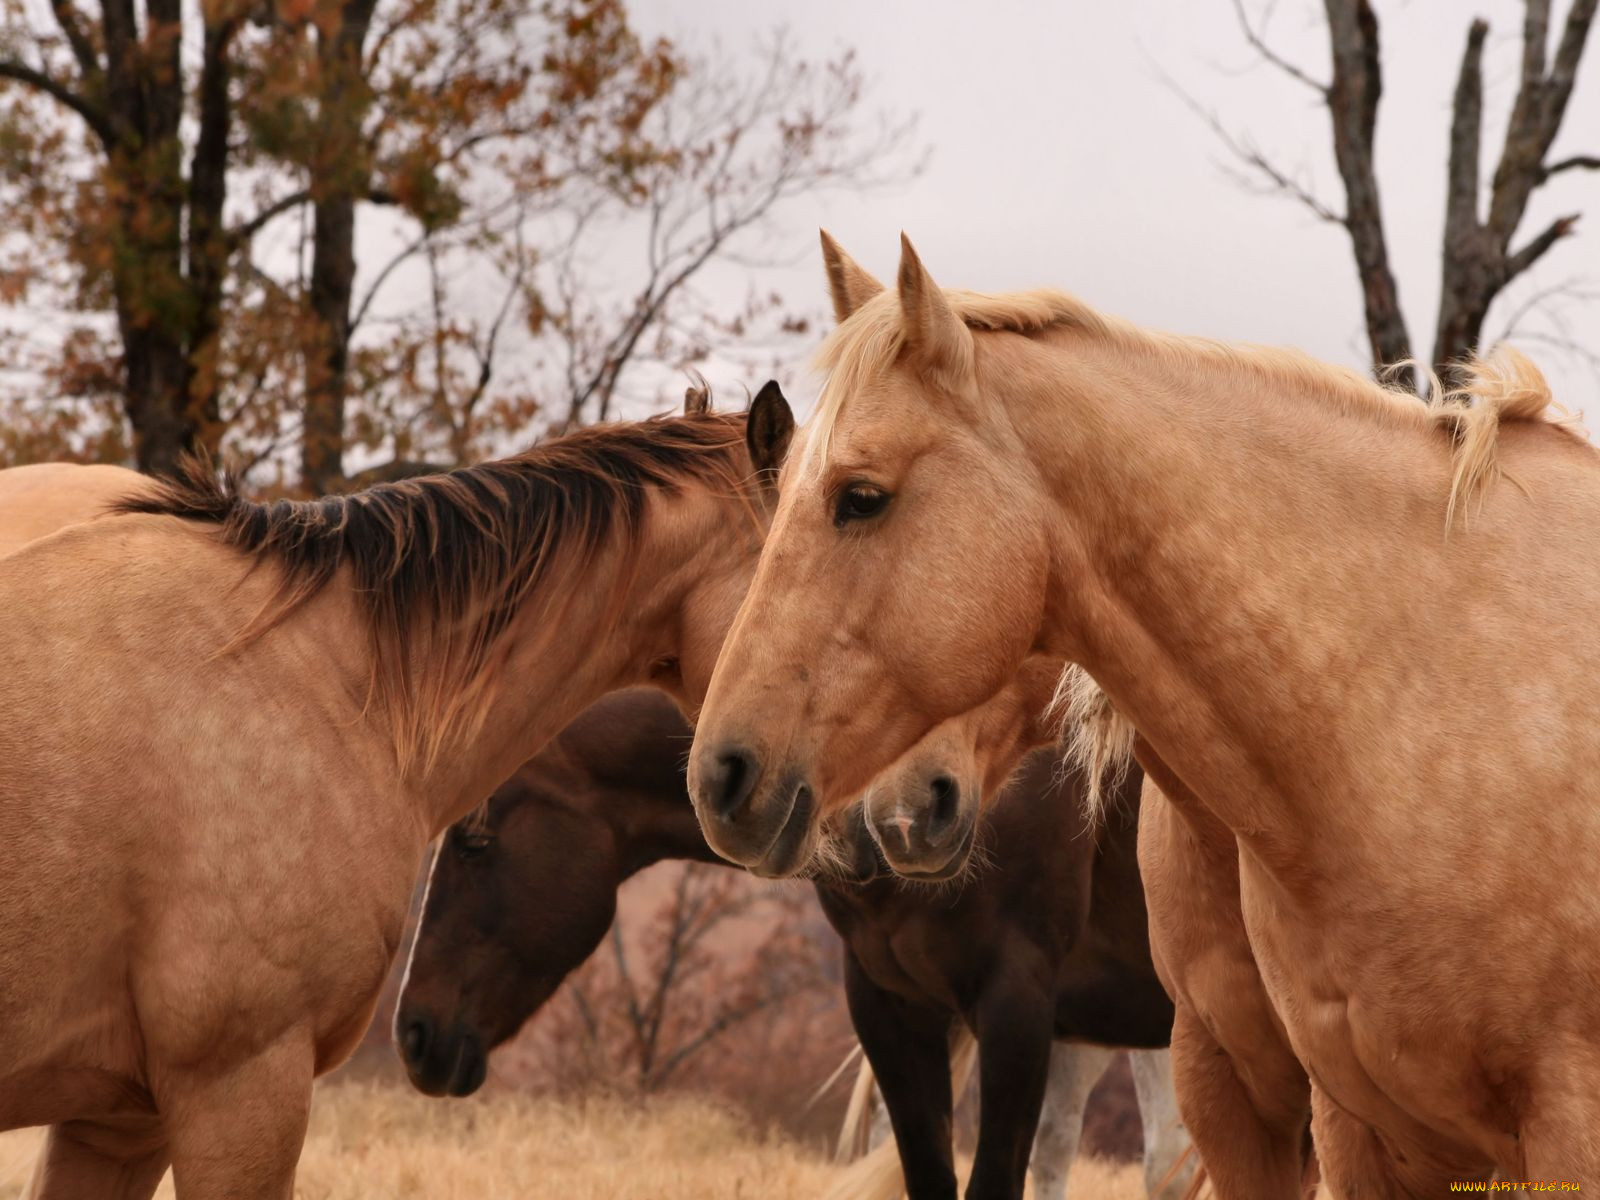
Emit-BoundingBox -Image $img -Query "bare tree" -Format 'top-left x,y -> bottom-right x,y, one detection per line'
528,863 -> 831,1095
1200,0 -> 1597,390
543,35 -> 922,431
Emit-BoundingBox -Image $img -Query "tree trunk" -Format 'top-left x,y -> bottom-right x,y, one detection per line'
181,14 -> 241,465
1322,0 -> 1413,388
300,0 -> 380,495
100,0 -> 210,474
302,190 -> 357,493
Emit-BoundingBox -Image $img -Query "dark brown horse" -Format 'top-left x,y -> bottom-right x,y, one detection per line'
396,688 -> 1190,1200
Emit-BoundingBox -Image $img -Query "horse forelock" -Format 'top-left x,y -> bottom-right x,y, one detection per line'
119,412 -> 755,775
803,286 -> 1111,473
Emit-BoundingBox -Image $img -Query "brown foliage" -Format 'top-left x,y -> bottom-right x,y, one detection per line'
0,0 -> 919,486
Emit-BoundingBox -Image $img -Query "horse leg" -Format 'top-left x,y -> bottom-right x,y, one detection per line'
844,955 -> 959,1200
26,1117 -> 169,1200
964,975 -> 1055,1200
157,1039 -> 314,1200
1518,1067 -> 1600,1182
1129,1048 -> 1197,1200
1028,1043 -> 1113,1200
1168,1003 -> 1306,1200
1309,1082 -> 1490,1200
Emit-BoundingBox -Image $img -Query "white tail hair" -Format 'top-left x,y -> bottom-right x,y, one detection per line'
824,1028 -> 981,1200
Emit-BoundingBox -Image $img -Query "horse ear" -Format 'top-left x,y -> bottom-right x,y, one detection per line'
684,373 -> 712,415
897,233 -> 974,390
747,380 -> 795,485
820,230 -> 884,324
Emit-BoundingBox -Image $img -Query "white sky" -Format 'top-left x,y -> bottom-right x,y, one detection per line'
625,0 -> 1600,426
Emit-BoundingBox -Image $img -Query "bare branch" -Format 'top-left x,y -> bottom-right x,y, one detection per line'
1506,213 -> 1581,280
1443,20 -> 1488,242
1522,0 -> 1552,87
47,0 -> 102,80
1162,70 -> 1342,223
0,60 -> 115,148
1488,0 -> 1598,245
1230,0 -> 1329,93
1542,153 -> 1600,179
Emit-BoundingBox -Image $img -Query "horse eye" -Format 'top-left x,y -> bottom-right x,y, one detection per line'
833,484 -> 890,527
455,831 -> 494,859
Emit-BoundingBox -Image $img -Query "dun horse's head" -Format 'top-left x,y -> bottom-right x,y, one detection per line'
864,657 -> 1063,879
689,234 -> 1055,875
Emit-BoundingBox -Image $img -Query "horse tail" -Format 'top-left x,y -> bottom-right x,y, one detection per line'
1167,1145 -> 1208,1200
801,1042 -> 870,1163
947,1025 -> 978,1108
824,1027 -> 978,1200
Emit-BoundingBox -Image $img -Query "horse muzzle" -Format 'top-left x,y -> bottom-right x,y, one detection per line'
690,743 -> 820,877
867,773 -> 980,881
395,1009 -> 489,1098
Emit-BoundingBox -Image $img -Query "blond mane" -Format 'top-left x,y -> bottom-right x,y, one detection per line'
803,282 -> 1585,530
1048,665 -> 1136,822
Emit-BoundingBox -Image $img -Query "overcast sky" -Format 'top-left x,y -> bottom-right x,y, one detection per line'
624,0 -> 1600,426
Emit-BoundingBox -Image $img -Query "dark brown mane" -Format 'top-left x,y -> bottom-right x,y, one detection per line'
119,411 -> 754,768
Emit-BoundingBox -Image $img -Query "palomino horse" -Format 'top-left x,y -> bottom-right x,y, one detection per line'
876,669 -> 1320,1200
0,462 -> 156,556
690,233 -> 1600,1191
395,687 -> 1192,1200
0,383 -> 793,1199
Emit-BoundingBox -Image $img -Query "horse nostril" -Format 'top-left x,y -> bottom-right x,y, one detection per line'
400,1017 -> 431,1066
709,746 -> 759,820
929,775 -> 960,829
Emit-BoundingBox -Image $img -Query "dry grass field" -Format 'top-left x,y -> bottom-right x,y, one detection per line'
0,1082 -> 1148,1199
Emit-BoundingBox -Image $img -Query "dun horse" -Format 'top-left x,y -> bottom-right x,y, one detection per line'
690,233 -> 1600,1191
0,383 -> 792,1198
396,687 -> 1192,1200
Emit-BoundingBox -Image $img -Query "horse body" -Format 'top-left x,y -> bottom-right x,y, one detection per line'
689,235 -> 1600,1187
0,392 -> 792,1198
397,687 -> 1190,1200
0,462 -> 155,558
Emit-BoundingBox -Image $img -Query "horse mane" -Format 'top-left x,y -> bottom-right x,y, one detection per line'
804,284 -> 1587,527
118,411 -> 754,773
1048,665 -> 1135,823
1427,346 -> 1588,531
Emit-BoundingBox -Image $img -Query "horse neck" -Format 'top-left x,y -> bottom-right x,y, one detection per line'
416,491 -> 757,833
1008,333 -> 1446,853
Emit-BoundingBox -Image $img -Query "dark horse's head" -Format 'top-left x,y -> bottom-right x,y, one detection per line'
393,685 -> 885,1096
393,689 -> 711,1096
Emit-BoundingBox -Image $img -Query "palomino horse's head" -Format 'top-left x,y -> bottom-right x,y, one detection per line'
863,656 -> 1064,879
689,234 -> 1055,874
394,690 -> 701,1097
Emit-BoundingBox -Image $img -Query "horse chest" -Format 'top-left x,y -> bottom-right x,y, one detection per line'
1236,860 -> 1510,1160
841,911 -> 976,1014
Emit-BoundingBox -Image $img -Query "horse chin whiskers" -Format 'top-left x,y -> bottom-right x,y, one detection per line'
887,820 -> 989,896
801,819 -> 858,883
